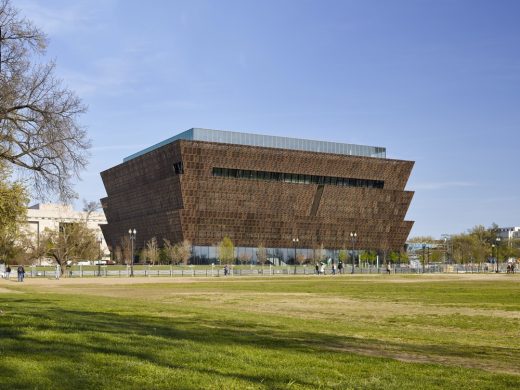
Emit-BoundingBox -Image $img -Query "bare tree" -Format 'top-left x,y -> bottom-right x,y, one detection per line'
120,236 -> 131,266
113,245 -> 122,264
164,239 -> 180,264
82,200 -> 101,222
178,239 -> 192,265
238,252 -> 251,266
313,243 -> 325,263
18,228 -> 46,265
296,253 -> 306,265
42,222 -> 98,275
0,0 -> 90,200
256,244 -> 267,266
139,248 -> 148,264
145,237 -> 159,265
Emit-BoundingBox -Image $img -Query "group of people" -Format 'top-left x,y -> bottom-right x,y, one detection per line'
315,261 -> 344,275
506,263 -> 516,274
313,261 -> 393,275
2,265 -> 25,282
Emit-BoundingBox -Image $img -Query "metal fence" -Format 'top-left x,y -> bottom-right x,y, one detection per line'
10,263 -> 515,279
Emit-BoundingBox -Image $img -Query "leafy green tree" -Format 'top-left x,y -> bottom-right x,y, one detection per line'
338,249 -> 347,263
218,237 -> 235,264
389,251 -> 400,263
360,250 -> 377,265
0,164 -> 28,263
451,234 -> 475,264
158,248 -> 169,264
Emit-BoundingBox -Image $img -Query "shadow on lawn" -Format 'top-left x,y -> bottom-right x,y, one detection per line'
0,297 -> 519,389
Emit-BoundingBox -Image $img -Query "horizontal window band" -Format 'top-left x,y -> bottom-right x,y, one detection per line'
212,167 -> 384,189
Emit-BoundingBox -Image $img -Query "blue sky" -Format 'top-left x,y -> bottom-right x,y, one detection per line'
17,0 -> 520,238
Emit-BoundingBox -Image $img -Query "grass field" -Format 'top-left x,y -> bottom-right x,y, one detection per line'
0,274 -> 519,389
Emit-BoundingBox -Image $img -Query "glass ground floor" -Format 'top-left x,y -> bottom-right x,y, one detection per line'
190,245 -> 365,265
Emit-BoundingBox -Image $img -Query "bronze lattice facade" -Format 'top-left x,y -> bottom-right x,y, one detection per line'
100,129 -> 414,260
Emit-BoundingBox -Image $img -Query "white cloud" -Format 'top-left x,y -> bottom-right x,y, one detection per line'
16,0 -> 116,35
59,53 -> 147,97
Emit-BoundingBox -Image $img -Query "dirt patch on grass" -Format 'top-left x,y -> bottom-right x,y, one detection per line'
327,343 -> 520,376
0,286 -> 22,293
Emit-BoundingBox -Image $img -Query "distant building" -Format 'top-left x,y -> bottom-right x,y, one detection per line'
497,227 -> 520,243
101,128 -> 414,264
25,203 -> 108,253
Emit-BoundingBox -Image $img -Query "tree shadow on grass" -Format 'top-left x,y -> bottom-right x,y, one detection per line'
0,297 -> 519,389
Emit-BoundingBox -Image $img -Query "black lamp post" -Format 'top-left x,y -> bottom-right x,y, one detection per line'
97,236 -> 102,277
427,246 -> 430,273
128,228 -> 136,277
292,238 -> 299,274
350,232 -> 357,274
491,244 -> 495,272
444,238 -> 448,264
422,244 -> 426,274
495,237 -> 501,273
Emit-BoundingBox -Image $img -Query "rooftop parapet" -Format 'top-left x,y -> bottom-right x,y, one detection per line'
123,128 -> 386,162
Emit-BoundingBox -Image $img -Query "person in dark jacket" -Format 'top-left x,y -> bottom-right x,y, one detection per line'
17,265 -> 25,282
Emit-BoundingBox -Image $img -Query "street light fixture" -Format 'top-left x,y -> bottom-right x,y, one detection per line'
350,232 -> 357,274
128,228 -> 137,277
97,236 -> 103,277
292,238 -> 299,275
422,244 -> 426,274
427,246 -> 430,273
491,244 -> 496,273
495,237 -> 501,273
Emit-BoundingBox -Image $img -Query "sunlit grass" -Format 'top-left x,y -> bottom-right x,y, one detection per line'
0,275 -> 519,389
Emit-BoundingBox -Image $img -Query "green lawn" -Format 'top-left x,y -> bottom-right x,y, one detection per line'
0,275 -> 519,389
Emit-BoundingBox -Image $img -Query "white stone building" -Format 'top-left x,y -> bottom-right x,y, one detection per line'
25,203 -> 108,255
497,227 -> 520,243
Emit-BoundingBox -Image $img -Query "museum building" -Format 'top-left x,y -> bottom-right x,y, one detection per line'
100,128 -> 414,263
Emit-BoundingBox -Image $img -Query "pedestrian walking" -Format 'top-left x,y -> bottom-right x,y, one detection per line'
55,264 -> 60,280
224,265 -> 228,276
5,265 -> 11,279
332,262 -> 336,275
315,263 -> 319,275
320,263 -> 325,275
386,262 -> 391,275
17,265 -> 25,282
338,261 -> 343,274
